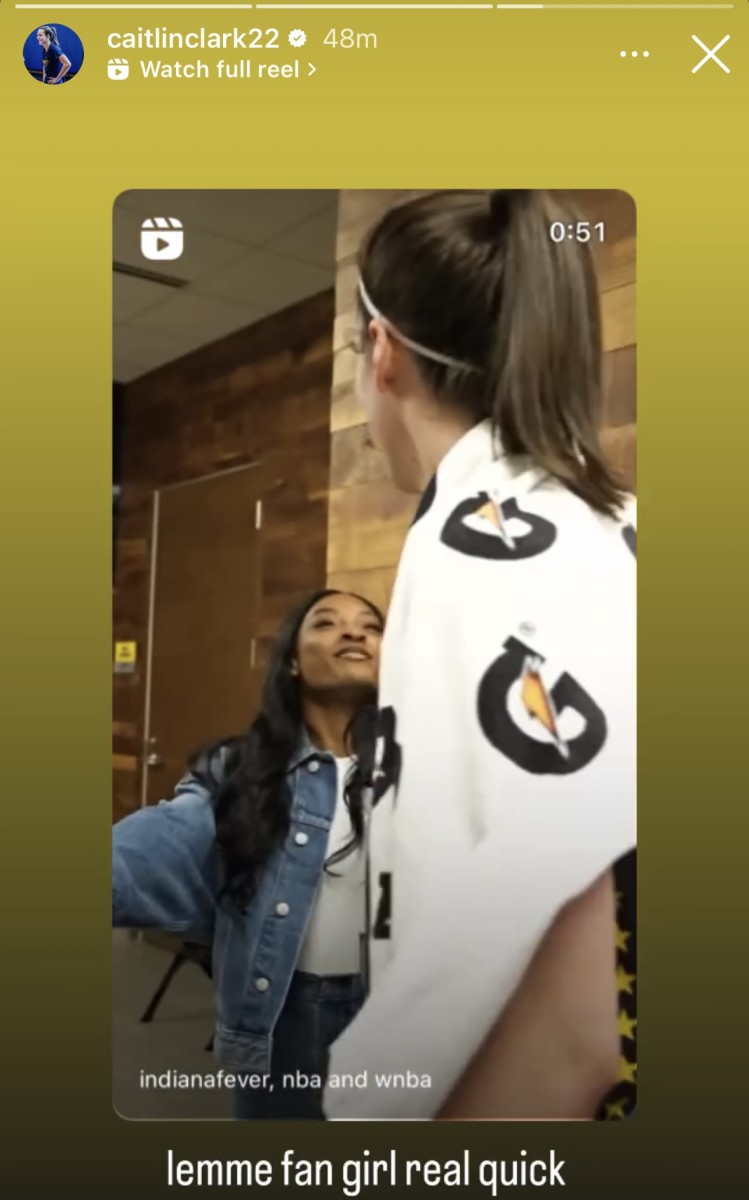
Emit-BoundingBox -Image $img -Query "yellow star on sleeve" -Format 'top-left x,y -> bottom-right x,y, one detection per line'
615,926 -> 631,953
618,1055 -> 637,1084
617,1010 -> 637,1041
616,965 -> 636,995
605,1098 -> 628,1120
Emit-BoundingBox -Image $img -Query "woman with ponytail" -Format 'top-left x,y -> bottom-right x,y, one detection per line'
37,27 -> 71,84
113,589 -> 384,1119
324,191 -> 637,1121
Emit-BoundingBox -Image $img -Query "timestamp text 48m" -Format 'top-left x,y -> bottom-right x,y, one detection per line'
324,29 -> 378,50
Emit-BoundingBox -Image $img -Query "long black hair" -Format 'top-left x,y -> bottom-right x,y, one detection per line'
190,589 -> 383,909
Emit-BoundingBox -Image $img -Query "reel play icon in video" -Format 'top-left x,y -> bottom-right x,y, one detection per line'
140,217 -> 184,261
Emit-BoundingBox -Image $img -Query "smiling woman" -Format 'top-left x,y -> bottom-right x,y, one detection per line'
112,589 -> 385,1120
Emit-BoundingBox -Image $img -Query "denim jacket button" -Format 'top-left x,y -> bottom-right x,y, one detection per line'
275,902 -> 290,917
307,760 -> 320,773
295,831 -> 309,846
255,977 -> 270,993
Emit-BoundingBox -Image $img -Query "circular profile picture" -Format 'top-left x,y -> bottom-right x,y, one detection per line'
23,24 -> 84,85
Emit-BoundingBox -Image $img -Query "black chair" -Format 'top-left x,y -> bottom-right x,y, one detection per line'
139,939 -> 214,1051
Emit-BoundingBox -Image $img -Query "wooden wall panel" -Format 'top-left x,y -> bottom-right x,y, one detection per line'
601,284 -> 637,353
328,566 -> 399,619
603,345 -> 637,428
113,290 -> 334,822
600,424 -> 637,493
327,190 -> 637,609
328,491 -> 416,576
330,424 -> 388,488
331,353 -> 362,432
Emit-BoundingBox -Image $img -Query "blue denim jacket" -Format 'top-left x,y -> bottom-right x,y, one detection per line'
112,742 -> 341,1073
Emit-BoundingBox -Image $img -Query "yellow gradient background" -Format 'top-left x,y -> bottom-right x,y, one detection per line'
0,1 -> 747,1194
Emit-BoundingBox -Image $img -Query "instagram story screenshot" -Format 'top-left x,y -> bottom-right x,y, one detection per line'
0,5 -> 746,1200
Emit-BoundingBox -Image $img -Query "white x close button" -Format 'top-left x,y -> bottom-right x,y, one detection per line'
692,34 -> 730,74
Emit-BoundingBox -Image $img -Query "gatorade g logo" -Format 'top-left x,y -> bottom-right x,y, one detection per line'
372,706 -> 402,804
478,636 -> 607,774
622,525 -> 636,557
441,493 -> 557,560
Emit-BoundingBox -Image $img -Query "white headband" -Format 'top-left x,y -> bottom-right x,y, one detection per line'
357,277 -> 480,373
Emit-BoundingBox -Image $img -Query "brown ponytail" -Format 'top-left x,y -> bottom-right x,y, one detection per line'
358,190 -> 627,517
488,190 -> 623,514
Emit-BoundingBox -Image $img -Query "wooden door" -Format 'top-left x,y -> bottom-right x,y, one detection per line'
143,464 -> 263,807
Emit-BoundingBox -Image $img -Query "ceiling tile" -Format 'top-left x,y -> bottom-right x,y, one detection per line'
113,273 -> 173,322
127,291 -> 265,349
113,354 -> 150,384
264,205 -> 338,268
194,246 -> 332,314
114,323 -> 203,374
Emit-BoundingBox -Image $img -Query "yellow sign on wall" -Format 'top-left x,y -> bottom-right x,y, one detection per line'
114,642 -> 137,672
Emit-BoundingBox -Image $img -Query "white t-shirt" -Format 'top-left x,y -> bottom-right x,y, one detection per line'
297,757 -> 366,977
325,420 -> 637,1118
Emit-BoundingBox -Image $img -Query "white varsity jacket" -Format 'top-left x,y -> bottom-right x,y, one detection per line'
324,419 -> 637,1119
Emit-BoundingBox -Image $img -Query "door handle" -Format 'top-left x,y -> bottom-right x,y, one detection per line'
146,752 -> 163,767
